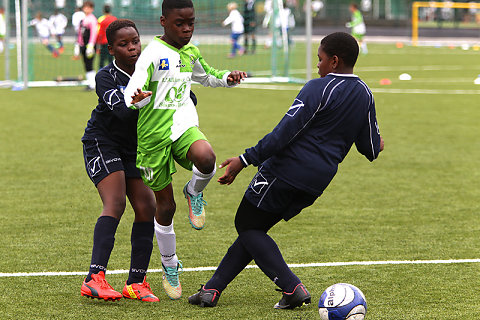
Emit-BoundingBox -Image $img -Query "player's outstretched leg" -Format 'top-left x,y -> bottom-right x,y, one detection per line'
123,177 -> 158,301
153,184 -> 184,299
188,237 -> 253,307
184,140 -> 216,230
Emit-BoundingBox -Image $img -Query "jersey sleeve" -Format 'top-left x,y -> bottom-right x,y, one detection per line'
240,81 -> 320,167
95,70 -> 135,121
191,48 -> 231,88
354,99 -> 381,161
124,45 -> 155,110
87,16 -> 98,45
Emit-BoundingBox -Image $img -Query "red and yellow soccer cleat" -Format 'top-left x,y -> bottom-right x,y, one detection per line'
122,278 -> 160,302
80,271 -> 122,301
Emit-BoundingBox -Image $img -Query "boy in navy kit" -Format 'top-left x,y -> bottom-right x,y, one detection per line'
189,32 -> 384,309
80,19 -> 159,302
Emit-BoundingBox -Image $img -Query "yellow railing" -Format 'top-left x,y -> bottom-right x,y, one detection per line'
412,1 -> 480,46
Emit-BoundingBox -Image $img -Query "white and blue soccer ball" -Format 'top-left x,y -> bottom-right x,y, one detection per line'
318,283 -> 367,320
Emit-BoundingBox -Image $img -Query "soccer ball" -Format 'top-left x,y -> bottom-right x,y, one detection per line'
318,283 -> 367,320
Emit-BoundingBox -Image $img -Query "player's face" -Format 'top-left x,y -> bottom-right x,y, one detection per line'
82,6 -> 94,15
109,27 -> 141,73
317,46 -> 336,77
160,7 -> 195,49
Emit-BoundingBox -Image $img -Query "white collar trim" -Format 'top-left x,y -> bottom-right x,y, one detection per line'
113,60 -> 131,79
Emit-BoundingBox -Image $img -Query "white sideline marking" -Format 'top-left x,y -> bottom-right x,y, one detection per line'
238,84 -> 480,95
2,259 -> 480,278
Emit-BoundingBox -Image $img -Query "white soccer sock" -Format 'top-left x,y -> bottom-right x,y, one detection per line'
0,41 -> 4,54
86,70 -> 96,89
186,165 -> 216,196
154,220 -> 178,268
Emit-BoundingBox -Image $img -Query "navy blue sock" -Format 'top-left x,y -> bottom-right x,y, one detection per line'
205,237 -> 252,292
238,230 -> 301,292
127,222 -> 154,285
86,216 -> 119,282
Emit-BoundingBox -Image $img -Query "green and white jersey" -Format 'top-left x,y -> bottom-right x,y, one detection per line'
125,37 -> 231,153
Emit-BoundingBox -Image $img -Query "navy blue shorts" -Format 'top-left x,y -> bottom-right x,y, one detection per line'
244,166 -> 318,221
82,138 -> 140,186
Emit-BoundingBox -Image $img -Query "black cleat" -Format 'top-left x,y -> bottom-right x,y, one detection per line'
274,283 -> 311,309
188,285 -> 221,307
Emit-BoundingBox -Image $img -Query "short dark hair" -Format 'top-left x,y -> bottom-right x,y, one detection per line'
103,4 -> 111,14
161,0 -> 194,17
106,19 -> 139,46
320,32 -> 359,68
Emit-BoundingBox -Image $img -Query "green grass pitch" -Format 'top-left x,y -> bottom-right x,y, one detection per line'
1,43 -> 480,319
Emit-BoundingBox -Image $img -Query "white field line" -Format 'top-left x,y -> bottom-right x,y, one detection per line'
237,84 -> 480,95
2,258 -> 480,278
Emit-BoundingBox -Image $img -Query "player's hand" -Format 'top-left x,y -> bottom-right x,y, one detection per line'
227,71 -> 247,85
218,157 -> 244,185
379,136 -> 384,152
86,44 -> 95,58
131,88 -> 152,109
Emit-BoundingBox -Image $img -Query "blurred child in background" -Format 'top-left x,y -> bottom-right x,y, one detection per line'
346,3 -> 367,54
49,9 -> 68,54
97,4 -> 117,69
0,7 -> 5,54
223,2 -> 244,58
243,0 -> 256,54
29,12 -> 59,58
77,1 -> 98,91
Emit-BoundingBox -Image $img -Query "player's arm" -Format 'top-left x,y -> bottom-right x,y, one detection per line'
95,70 -> 139,121
124,47 -> 155,109
87,17 -> 98,46
218,81 -> 319,185
355,102 -> 383,161
191,49 -> 246,87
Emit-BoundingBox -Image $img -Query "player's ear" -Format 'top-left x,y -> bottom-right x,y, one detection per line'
331,55 -> 339,69
107,44 -> 114,56
160,15 -> 166,27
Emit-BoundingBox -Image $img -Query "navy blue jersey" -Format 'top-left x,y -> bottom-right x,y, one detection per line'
82,61 -> 138,149
240,74 -> 381,196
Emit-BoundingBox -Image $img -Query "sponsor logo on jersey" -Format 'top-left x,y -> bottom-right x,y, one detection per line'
88,156 -> 101,177
250,172 -> 269,194
190,55 -> 196,66
286,98 -> 304,117
159,58 -> 169,70
103,89 -> 122,110
176,59 -> 186,68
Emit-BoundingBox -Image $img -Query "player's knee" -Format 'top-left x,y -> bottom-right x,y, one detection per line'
156,200 -> 176,221
133,199 -> 156,221
194,150 -> 216,174
103,196 -> 127,218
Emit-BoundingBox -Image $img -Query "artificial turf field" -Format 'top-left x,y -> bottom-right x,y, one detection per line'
1,43 -> 480,319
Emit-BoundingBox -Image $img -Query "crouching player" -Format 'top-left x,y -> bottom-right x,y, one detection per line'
80,19 -> 159,302
188,32 -> 384,309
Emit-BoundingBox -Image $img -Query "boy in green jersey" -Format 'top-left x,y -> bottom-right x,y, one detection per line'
124,0 -> 247,300
346,3 -> 367,54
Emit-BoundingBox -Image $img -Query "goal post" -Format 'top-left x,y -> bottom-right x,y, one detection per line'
412,1 -> 480,46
